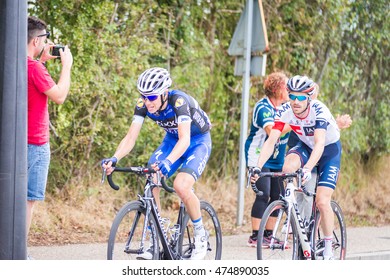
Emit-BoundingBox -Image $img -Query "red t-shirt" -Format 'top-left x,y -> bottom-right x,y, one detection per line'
28,56 -> 56,145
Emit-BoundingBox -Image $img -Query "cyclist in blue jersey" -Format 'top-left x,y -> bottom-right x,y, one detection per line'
101,67 -> 212,260
245,72 -> 291,247
252,75 -> 343,260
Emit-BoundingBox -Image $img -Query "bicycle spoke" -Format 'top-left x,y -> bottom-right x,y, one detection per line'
107,201 -> 159,260
178,201 -> 222,260
258,200 -> 299,260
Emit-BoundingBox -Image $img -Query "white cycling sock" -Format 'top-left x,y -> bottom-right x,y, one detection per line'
323,235 -> 333,257
192,217 -> 205,236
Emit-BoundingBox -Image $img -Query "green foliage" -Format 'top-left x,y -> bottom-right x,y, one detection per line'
29,0 -> 389,190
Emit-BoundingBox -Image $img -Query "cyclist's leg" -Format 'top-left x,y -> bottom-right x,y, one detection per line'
179,201 -> 222,260
176,133 -> 212,260
283,141 -> 307,173
316,141 -> 341,259
176,134 -> 211,223
286,141 -> 313,223
316,186 -> 334,236
297,167 -> 316,223
174,173 -> 199,221
316,186 -> 334,259
283,142 -> 311,236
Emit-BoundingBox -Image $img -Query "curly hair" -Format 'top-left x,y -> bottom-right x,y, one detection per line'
263,72 -> 288,99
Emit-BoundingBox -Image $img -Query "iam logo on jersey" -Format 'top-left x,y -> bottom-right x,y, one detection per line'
303,126 -> 315,136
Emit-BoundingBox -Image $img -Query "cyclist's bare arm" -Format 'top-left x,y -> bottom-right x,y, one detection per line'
281,123 -> 291,135
264,124 -> 272,136
250,128 -> 282,184
114,121 -> 143,159
256,128 -> 282,169
303,128 -> 325,171
103,121 -> 143,175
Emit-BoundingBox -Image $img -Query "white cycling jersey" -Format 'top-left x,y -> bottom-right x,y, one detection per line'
273,100 -> 340,149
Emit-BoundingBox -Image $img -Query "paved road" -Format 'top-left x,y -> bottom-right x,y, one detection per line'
29,226 -> 390,260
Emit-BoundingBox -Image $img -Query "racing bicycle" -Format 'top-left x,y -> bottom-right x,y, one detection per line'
103,166 -> 222,260
248,168 -> 347,260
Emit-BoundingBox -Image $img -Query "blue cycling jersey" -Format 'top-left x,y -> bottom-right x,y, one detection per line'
133,90 -> 211,139
245,97 -> 290,169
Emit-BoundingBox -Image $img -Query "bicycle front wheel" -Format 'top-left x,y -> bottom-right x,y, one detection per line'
257,200 -> 299,260
179,201 -> 222,260
107,200 -> 160,260
311,200 -> 347,260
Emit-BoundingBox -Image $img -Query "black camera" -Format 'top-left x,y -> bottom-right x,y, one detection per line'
51,45 -> 65,57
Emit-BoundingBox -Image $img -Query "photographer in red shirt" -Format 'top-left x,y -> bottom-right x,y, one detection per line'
27,16 -> 73,258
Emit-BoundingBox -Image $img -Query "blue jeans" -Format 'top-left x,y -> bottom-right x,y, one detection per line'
28,143 -> 50,201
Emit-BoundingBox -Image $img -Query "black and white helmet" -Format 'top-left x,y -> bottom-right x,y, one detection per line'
137,67 -> 172,95
287,75 -> 316,96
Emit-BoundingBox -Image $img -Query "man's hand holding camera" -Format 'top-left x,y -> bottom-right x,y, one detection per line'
39,43 -> 56,64
39,43 -> 73,69
58,45 -> 73,70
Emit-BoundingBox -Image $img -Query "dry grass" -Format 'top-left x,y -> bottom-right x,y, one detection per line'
29,156 -> 390,246
334,155 -> 390,226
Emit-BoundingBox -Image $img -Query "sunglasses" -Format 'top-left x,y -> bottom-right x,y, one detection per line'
289,94 -> 309,101
37,31 -> 50,39
140,94 -> 159,101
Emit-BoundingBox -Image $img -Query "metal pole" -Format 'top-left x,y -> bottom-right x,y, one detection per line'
0,0 -> 28,259
236,0 -> 253,226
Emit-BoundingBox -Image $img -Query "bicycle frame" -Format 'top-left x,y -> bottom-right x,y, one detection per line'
136,179 -> 186,260
283,179 -> 312,259
251,167 -> 346,260
106,166 -> 222,260
250,168 -> 318,259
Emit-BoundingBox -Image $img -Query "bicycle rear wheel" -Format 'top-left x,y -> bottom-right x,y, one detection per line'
179,201 -> 222,260
257,200 -> 299,260
107,200 -> 160,260
311,200 -> 347,260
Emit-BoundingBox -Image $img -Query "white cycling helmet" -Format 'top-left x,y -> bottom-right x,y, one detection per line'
137,67 -> 172,96
287,75 -> 316,96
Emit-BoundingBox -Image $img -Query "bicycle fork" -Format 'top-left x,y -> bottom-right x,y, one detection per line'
138,198 -> 153,254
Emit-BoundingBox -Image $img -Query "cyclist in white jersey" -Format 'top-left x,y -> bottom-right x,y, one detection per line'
252,75 -> 342,260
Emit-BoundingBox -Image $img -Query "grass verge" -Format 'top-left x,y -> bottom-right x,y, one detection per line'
29,156 -> 390,246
